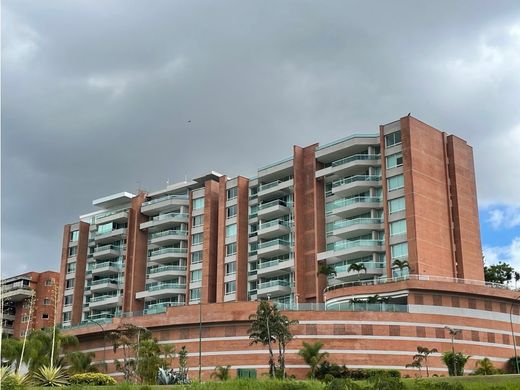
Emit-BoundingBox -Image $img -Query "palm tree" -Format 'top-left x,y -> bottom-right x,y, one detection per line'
392,259 -> 410,278
348,262 -> 367,281
162,344 -> 176,368
414,346 -> 438,377
211,365 -> 231,381
249,301 -> 277,378
515,272 -> 520,289
65,351 -> 98,374
405,357 -> 423,376
317,262 -> 337,278
25,328 -> 78,371
298,341 -> 329,379
271,306 -> 298,379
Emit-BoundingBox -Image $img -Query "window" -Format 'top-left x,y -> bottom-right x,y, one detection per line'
42,313 -> 49,320
66,262 -> 76,273
391,242 -> 408,259
192,215 -> 204,227
97,222 -> 113,234
385,131 -> 401,147
190,288 -> 200,301
226,224 -> 237,238
226,243 -> 237,256
390,219 -> 407,236
191,251 -> 203,264
190,270 -> 202,282
43,298 -> 51,305
45,279 -> 54,286
388,197 -> 405,213
70,230 -> 79,242
68,246 -> 78,257
62,312 -> 71,322
65,279 -> 74,289
387,174 -> 404,191
192,197 -> 204,210
64,296 -> 73,305
386,152 -> 403,169
225,262 -> 236,275
192,233 -> 203,245
225,281 -> 236,295
227,187 -> 238,200
249,186 -> 258,197
249,205 -> 258,216
226,205 -> 237,219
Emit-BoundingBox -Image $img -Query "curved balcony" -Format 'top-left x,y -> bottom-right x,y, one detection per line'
95,209 -> 129,225
331,175 -> 381,197
316,154 -> 381,179
140,212 -> 189,231
89,261 -> 122,276
148,248 -> 188,264
334,261 -> 385,281
326,197 -> 382,218
257,280 -> 292,298
257,239 -> 291,258
257,220 -> 291,239
136,282 -> 186,300
147,265 -> 187,281
317,239 -> 384,263
141,194 -> 189,216
327,218 -> 383,240
144,301 -> 185,315
89,294 -> 121,309
148,230 -> 188,246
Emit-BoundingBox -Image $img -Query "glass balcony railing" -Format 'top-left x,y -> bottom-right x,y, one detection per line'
327,218 -> 383,232
258,239 -> 291,249
91,278 -> 119,286
145,282 -> 186,292
87,261 -> 122,271
258,280 -> 291,289
258,177 -> 293,192
258,257 -> 293,269
142,194 -> 189,207
149,230 -> 188,240
148,248 -> 188,257
327,239 -> 384,252
332,175 -> 381,188
259,220 -> 291,230
95,208 -> 128,221
94,244 -> 122,253
144,301 -> 185,314
147,265 -> 187,275
90,293 -> 119,303
258,199 -> 292,210
152,212 -> 189,222
334,262 -> 386,273
325,197 -> 382,213
331,154 -> 380,168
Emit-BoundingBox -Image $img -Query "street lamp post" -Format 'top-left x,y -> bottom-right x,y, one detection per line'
444,326 -> 462,376
509,295 -> 520,374
87,318 -> 106,372
198,300 -> 202,382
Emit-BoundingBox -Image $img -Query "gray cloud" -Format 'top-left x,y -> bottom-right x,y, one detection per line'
2,0 -> 520,276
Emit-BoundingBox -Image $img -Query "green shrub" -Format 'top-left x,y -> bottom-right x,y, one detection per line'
364,369 -> 401,379
367,375 -> 404,390
32,365 -> 69,387
412,381 -> 464,390
326,378 -> 360,390
441,352 -> 470,376
69,372 -> 117,386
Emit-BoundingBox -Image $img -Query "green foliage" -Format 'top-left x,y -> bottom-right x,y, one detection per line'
317,263 -> 337,278
31,365 -> 69,387
507,356 -> 520,374
412,381 -> 464,390
188,379 -> 325,390
25,328 -> 79,372
69,372 -> 117,385
473,357 -> 501,375
0,367 -> 30,390
347,263 -> 367,279
413,346 -> 438,377
211,365 -> 232,381
484,262 -> 514,284
368,375 -> 405,390
1,337 -> 24,371
441,352 -> 470,376
326,378 -> 361,390
136,338 -> 163,384
299,342 -> 329,379
65,351 -> 98,374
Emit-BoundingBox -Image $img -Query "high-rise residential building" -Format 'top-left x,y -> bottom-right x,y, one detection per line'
57,116 -> 518,378
1,271 -> 60,338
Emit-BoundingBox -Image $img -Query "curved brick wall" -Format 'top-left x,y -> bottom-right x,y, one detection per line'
64,281 -> 520,380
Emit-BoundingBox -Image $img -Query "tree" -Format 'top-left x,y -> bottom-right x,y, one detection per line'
484,262 -> 514,284
211,365 -> 231,381
1,338 -> 24,372
65,351 -> 98,374
136,338 -> 163,384
348,263 -> 367,281
441,351 -> 470,376
178,345 -> 189,381
271,305 -> 298,379
515,272 -> 520,289
392,259 -> 410,277
414,346 -> 438,377
298,341 -> 329,379
405,358 -> 423,376
25,328 -> 78,371
248,301 -> 277,377
317,262 -> 337,278
474,357 -> 500,375
162,344 -> 176,368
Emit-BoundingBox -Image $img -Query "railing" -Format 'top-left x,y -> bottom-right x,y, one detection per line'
95,227 -> 126,237
152,212 -> 189,222
259,220 -> 291,230
279,302 -> 408,313
90,293 -> 120,303
327,218 -> 383,233
258,257 -> 293,269
145,283 -> 186,292
331,154 -> 380,167
91,278 -> 119,286
148,248 -> 188,257
147,265 -> 187,275
95,208 -> 128,221
258,280 -> 291,289
258,199 -> 292,210
334,262 -> 385,273
332,175 -> 382,188
258,239 -> 291,249
317,133 -> 379,151
258,177 -> 293,192
142,194 -> 189,207
326,239 -> 384,252
144,301 -> 185,314
93,244 -> 121,253
325,197 -> 382,213
88,261 -> 122,271
149,230 -> 188,240
323,274 -> 520,293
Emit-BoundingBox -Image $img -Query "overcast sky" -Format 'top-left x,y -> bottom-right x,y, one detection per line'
2,0 -> 520,278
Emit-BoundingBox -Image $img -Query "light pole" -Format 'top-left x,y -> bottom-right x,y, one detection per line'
509,295 -> 520,374
444,326 -> 462,376
198,299 -> 202,382
87,318 -> 106,372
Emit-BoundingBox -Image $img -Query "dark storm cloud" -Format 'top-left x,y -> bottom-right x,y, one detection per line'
2,0 -> 520,276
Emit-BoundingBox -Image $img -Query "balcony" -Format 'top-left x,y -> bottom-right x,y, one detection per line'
257,220 -> 291,239
257,280 -> 292,298
1,285 -> 34,302
148,230 -> 188,246
90,278 -> 119,293
89,262 -> 122,276
144,301 -> 185,315
257,178 -> 293,199
89,294 -> 121,309
95,209 -> 129,225
326,197 -> 382,218
331,175 -> 381,197
257,257 -> 294,277
148,248 -> 188,264
94,228 -> 127,244
316,154 -> 381,179
257,200 -> 291,220
141,194 -> 189,216
317,239 -> 385,263
257,239 -> 291,258
92,245 -> 122,260
327,218 -> 383,240
140,212 -> 189,231
334,262 -> 386,281
147,265 -> 187,281
136,282 -> 187,300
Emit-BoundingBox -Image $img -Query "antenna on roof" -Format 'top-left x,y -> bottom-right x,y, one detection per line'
184,174 -> 188,182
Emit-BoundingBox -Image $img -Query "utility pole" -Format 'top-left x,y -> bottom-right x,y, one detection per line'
445,326 -> 462,376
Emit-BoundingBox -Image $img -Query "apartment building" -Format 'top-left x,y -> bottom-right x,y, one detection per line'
1,271 -> 60,338
58,115 -> 483,327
